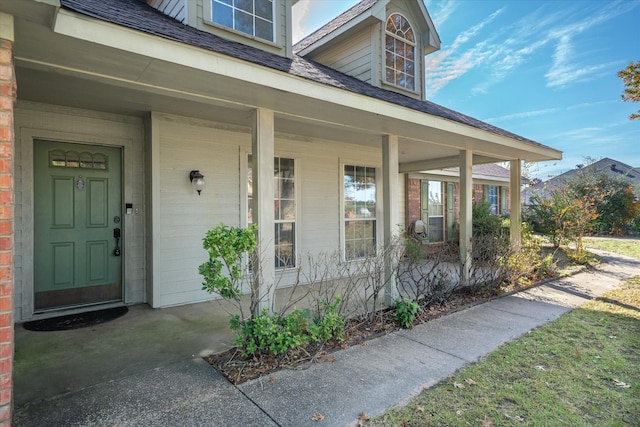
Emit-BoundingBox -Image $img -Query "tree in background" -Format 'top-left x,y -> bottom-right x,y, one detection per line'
618,60 -> 640,120
571,172 -> 640,234
527,185 -> 602,261
526,169 -> 640,257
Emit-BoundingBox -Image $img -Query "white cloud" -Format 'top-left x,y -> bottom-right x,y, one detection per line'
426,0 -> 458,28
450,7 -> 504,49
426,0 -> 640,97
543,5 -> 632,88
292,0 -> 312,43
485,108 -> 560,123
426,6 -> 515,96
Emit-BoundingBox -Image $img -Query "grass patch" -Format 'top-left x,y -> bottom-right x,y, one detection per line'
369,277 -> 640,427
584,237 -> 640,260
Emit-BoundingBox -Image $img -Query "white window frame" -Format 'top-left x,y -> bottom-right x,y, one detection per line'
209,0 -> 275,43
241,149 -> 299,270
340,162 -> 380,261
384,13 -> 417,92
487,185 -> 499,215
423,180 -> 444,243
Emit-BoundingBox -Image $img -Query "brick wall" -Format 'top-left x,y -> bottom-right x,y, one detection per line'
405,177 -> 421,227
0,38 -> 15,425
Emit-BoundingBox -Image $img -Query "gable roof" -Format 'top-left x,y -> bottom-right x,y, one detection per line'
522,157 -> 640,204
60,0 -> 546,149
294,0 -> 440,56
293,0 -> 379,54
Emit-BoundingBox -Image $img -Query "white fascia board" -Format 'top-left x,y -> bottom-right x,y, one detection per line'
52,9 -> 560,161
0,13 -> 14,41
416,0 -> 440,49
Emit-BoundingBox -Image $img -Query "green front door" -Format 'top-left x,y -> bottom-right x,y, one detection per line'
34,140 -> 123,311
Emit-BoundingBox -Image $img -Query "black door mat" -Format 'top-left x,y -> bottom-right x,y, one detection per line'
23,306 -> 129,331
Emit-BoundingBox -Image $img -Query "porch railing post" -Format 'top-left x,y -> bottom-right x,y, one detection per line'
459,150 -> 473,285
382,135 -> 399,306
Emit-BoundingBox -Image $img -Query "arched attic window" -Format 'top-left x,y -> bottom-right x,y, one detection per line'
385,13 -> 416,91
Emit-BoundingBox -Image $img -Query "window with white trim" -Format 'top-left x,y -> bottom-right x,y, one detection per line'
385,13 -> 416,91
500,186 -> 508,215
487,185 -> 498,215
421,180 -> 444,242
343,165 -> 377,260
211,0 -> 274,42
247,155 -> 296,269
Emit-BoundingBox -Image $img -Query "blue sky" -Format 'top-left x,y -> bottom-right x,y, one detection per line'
292,0 -> 640,179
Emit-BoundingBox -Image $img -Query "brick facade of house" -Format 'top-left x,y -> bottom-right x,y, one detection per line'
0,37 -> 15,425
405,177 -> 421,226
407,178 -> 509,240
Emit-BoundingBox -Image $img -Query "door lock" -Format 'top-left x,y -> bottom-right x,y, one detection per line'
113,227 -> 121,257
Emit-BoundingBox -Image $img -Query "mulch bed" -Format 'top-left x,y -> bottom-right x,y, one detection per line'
205,291 -> 494,385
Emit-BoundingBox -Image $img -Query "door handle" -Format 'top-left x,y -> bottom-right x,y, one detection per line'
113,227 -> 121,256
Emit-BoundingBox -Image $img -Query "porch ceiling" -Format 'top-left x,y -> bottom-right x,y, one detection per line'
11,7 -> 560,170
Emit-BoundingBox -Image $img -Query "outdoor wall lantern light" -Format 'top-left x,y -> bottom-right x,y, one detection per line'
189,170 -> 205,195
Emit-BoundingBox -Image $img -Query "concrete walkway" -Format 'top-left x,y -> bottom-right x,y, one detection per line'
13,250 -> 640,427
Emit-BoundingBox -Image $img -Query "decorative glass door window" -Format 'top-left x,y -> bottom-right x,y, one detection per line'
211,0 -> 274,42
49,149 -> 108,170
343,165 -> 377,260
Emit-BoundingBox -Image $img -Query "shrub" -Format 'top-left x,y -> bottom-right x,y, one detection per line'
473,199 -> 506,237
199,223 -> 257,300
230,297 -> 345,357
395,298 -> 421,328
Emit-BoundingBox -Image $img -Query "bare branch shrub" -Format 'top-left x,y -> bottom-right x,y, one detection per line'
396,240 -> 461,307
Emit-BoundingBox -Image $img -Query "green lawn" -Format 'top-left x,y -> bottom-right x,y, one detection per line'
584,237 -> 640,260
369,241 -> 640,427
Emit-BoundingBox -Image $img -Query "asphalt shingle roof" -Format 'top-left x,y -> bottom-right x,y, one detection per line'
60,0 -> 546,147
444,163 -> 511,178
522,157 -> 640,204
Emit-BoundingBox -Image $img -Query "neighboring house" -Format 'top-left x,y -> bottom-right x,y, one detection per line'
522,158 -> 640,205
406,164 -> 520,242
0,0 -> 563,417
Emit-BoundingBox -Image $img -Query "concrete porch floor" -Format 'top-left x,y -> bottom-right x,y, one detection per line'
12,248 -> 640,426
14,299 -> 238,407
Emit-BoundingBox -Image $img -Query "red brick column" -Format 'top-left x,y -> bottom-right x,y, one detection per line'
405,177 -> 421,227
0,36 -> 15,425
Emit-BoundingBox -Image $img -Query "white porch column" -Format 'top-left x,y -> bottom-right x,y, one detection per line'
510,159 -> 522,248
252,108 -> 275,314
382,135 -> 400,305
459,150 -> 473,284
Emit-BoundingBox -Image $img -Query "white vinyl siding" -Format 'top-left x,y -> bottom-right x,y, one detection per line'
153,115 -> 245,307
147,0 -> 187,23
150,113 -> 384,307
311,30 -> 373,84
